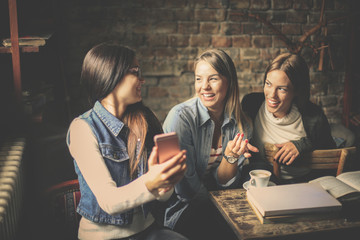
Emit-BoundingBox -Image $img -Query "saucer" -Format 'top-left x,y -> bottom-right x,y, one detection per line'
242,180 -> 276,190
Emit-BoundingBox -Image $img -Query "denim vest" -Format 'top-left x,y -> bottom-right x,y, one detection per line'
66,101 -> 151,225
162,97 -> 252,228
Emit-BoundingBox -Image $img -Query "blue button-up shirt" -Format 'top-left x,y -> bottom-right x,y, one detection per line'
162,97 -> 252,228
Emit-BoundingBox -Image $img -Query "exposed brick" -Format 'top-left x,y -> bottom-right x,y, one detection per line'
224,48 -> 240,60
148,86 -> 170,98
143,0 -> 165,8
147,9 -> 175,22
159,77 -> 181,86
154,47 -> 178,59
228,10 -> 249,22
260,48 -> 283,61
194,9 -> 226,21
189,0 -> 207,8
190,35 -> 211,47
174,9 -> 195,21
208,0 -> 229,9
308,12 -> 321,24
153,22 -> 177,34
168,85 -> 192,98
147,34 -> 168,47
173,60 -> 191,76
230,0 -> 250,9
243,22 -> 262,34
282,24 -> 302,35
143,77 -> 158,86
61,0 -> 349,127
250,60 -> 270,73
293,0 -> 313,10
313,0 -> 335,10
286,11 -> 307,23
221,22 -> 243,35
178,22 -> 199,34
212,36 -> 232,47
272,0 -> 292,10
232,35 -> 251,47
200,22 -> 220,34
272,36 -> 288,48
262,23 -> 282,35
169,34 -> 190,47
250,0 -> 270,10
233,60 -> 250,72
240,48 -> 261,60
144,98 -> 164,111
176,48 -> 198,60
270,11 -> 287,23
142,60 -> 174,76
319,95 -> 338,107
164,0 -> 188,8
252,36 -> 272,48
180,72 -> 195,85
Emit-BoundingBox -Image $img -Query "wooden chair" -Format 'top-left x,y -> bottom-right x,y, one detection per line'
43,179 -> 81,240
264,143 -> 357,180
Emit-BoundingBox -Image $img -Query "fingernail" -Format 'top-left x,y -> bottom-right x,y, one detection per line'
237,133 -> 240,136
245,139 -> 248,143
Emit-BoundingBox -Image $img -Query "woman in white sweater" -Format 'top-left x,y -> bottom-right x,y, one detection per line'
67,42 -> 188,240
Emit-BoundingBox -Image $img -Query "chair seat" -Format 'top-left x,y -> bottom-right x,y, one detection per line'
44,179 -> 81,240
264,143 -> 357,180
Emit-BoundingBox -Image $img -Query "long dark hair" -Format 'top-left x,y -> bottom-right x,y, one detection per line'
194,49 -> 250,132
81,42 -> 162,177
264,53 -> 310,111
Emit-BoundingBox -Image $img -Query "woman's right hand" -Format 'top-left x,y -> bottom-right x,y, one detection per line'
144,147 -> 187,195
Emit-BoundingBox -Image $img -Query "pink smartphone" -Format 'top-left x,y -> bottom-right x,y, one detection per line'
154,132 -> 180,163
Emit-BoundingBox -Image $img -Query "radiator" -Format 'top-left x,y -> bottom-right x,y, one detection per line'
0,138 -> 25,240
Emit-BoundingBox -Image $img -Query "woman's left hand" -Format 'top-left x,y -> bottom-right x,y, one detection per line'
225,133 -> 259,159
274,142 -> 299,165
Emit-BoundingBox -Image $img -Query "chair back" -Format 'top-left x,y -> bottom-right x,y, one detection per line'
264,143 -> 357,179
44,179 -> 81,240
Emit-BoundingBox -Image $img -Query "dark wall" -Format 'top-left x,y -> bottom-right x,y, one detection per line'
1,0 -> 358,127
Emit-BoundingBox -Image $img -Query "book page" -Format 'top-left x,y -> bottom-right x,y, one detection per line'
310,176 -> 358,199
336,171 -> 360,191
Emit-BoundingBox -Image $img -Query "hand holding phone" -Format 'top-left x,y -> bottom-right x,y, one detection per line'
154,132 -> 180,163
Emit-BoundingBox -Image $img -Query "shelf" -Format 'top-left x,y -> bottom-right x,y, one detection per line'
0,46 -> 40,53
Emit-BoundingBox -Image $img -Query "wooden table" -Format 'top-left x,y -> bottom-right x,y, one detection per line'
209,189 -> 360,239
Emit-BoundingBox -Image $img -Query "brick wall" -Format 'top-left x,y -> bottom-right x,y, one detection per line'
58,0 -> 350,123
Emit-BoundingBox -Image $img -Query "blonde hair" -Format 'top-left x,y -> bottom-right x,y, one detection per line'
194,49 -> 250,133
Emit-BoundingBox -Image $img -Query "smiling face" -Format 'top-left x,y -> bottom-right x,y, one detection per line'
195,60 -> 229,114
113,58 -> 144,107
264,70 -> 295,118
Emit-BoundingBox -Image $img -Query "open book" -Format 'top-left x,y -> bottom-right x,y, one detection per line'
309,171 -> 360,203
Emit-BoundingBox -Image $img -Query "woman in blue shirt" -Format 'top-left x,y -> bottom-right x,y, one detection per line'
163,49 -> 258,239
67,42 -> 188,240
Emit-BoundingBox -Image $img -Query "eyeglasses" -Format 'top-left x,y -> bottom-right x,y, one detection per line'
128,66 -> 141,78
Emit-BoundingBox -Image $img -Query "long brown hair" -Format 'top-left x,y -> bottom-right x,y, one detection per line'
81,42 -> 162,177
194,49 -> 250,133
264,53 -> 310,112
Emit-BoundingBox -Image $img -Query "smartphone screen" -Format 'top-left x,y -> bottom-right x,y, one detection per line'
154,132 -> 180,163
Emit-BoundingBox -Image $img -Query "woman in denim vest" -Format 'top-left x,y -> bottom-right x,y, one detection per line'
67,42 -> 188,240
163,49 -> 258,239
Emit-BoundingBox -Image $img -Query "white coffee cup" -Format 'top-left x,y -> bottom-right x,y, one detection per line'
249,169 -> 271,188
